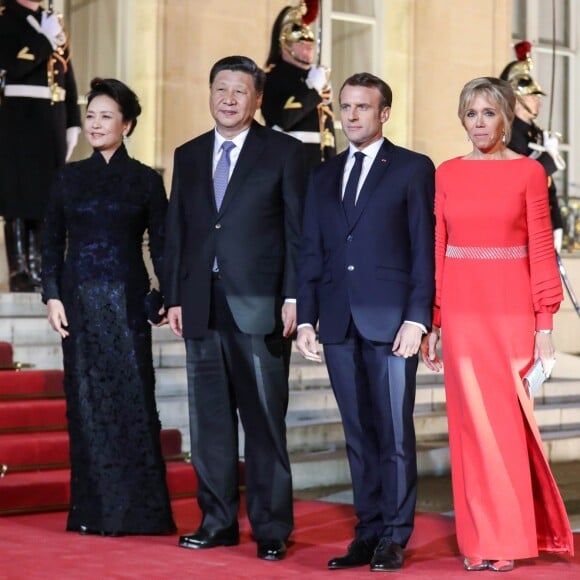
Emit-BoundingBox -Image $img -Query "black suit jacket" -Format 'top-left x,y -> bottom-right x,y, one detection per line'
298,138 -> 435,344
164,121 -> 306,338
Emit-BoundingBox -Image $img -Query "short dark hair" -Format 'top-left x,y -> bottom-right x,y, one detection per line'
209,56 -> 266,93
339,72 -> 393,108
458,77 -> 515,143
86,78 -> 141,137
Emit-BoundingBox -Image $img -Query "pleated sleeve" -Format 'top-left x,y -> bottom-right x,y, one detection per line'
525,160 -> 563,330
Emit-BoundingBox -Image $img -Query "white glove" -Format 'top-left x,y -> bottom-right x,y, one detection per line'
306,65 -> 327,94
528,130 -> 566,171
553,228 -> 563,254
65,127 -> 81,162
27,13 -> 65,49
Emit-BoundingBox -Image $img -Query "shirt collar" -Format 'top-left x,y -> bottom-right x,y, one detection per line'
347,137 -> 384,162
213,126 -> 250,154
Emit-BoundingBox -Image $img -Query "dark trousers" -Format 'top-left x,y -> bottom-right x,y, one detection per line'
184,277 -> 293,541
323,322 -> 418,547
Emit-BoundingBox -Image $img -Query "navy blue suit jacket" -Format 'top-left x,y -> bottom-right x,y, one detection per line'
297,138 -> 435,344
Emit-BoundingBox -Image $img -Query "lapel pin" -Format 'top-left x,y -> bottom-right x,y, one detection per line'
380,158 -> 388,163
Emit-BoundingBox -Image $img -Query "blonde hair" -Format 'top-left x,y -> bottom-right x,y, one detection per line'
458,77 -> 516,144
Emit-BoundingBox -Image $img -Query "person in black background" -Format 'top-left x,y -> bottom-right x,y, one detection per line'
0,0 -> 81,291
500,40 -> 565,253
262,1 -> 336,173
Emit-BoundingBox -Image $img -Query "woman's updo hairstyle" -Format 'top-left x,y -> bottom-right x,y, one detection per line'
86,78 -> 142,137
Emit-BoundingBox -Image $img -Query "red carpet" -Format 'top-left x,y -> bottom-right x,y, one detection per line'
0,341 -> 198,515
0,499 -> 577,579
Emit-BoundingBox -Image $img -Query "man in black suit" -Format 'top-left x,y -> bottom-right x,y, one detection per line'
296,73 -> 435,571
163,55 -> 306,561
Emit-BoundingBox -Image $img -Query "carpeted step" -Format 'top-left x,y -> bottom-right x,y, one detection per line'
0,341 -> 13,366
0,399 -> 67,432
0,428 -> 187,472
0,431 -> 70,469
0,369 -> 64,398
0,461 -> 198,516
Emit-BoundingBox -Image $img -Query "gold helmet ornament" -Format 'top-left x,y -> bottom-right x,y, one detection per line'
500,41 -> 545,96
279,1 -> 318,47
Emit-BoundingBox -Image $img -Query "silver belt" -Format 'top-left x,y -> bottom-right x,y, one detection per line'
4,84 -> 66,101
445,245 -> 528,259
272,125 -> 321,144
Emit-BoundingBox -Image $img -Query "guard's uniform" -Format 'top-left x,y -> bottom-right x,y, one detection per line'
263,59 -> 335,171
0,0 -> 80,291
507,116 -> 564,231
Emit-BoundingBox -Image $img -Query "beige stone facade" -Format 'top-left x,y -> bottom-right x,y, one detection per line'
1,0 -> 578,351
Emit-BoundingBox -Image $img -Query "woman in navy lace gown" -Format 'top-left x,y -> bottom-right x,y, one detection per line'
42,78 -> 176,536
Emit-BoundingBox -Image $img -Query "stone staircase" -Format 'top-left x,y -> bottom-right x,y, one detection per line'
2,292 -> 580,491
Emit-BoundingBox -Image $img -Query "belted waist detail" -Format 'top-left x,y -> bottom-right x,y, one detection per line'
4,84 -> 66,101
272,125 -> 321,144
445,245 -> 528,259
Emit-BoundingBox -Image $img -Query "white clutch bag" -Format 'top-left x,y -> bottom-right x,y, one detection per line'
523,359 -> 551,397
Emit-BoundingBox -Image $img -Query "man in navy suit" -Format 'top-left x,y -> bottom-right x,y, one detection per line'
164,55 -> 306,561
296,72 -> 435,571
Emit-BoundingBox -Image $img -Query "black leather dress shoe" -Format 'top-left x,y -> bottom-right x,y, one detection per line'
327,538 -> 378,569
257,539 -> 286,561
178,524 -> 239,549
370,539 -> 404,571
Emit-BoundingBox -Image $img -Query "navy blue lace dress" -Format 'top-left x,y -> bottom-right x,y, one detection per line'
41,145 -> 176,535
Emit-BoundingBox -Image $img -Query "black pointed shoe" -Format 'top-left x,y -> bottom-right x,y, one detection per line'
327,538 -> 378,569
370,538 -> 404,571
178,524 -> 239,549
257,539 -> 286,561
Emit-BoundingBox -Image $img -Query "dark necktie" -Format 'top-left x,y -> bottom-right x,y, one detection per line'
342,151 -> 365,224
213,140 -> 235,211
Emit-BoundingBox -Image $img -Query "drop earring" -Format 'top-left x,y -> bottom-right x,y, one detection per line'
502,132 -> 506,144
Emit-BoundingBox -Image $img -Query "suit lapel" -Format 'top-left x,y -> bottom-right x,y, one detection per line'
198,133 -> 216,213
349,139 -> 392,228
217,122 -> 266,216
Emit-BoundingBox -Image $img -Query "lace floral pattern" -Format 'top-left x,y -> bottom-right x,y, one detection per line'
42,146 -> 176,534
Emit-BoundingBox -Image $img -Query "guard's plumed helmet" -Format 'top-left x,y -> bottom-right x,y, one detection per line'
279,1 -> 318,47
266,1 -> 319,66
500,41 -> 545,96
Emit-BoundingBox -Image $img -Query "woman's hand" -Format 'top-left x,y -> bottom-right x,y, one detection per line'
47,299 -> 70,338
534,332 -> 556,377
420,326 -> 443,372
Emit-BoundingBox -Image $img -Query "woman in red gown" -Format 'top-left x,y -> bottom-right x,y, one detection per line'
421,77 -> 574,572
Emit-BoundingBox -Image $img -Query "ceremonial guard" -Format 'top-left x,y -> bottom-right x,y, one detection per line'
500,41 -> 565,252
262,0 -> 336,172
0,0 -> 80,291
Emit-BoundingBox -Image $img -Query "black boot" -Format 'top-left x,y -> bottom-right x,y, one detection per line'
26,220 -> 42,291
4,218 -> 35,292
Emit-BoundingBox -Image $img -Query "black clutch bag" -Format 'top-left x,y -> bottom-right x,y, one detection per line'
144,289 -> 164,324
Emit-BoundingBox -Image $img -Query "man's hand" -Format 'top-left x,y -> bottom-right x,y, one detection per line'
529,131 -> 566,171
65,127 -> 81,161
281,302 -> 297,337
296,325 -> 322,363
27,13 -> 65,49
392,322 -> 423,358
167,306 -> 183,338
47,298 -> 69,338
306,65 -> 327,94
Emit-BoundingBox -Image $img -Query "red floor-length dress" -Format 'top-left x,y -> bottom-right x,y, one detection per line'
433,156 -> 574,560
